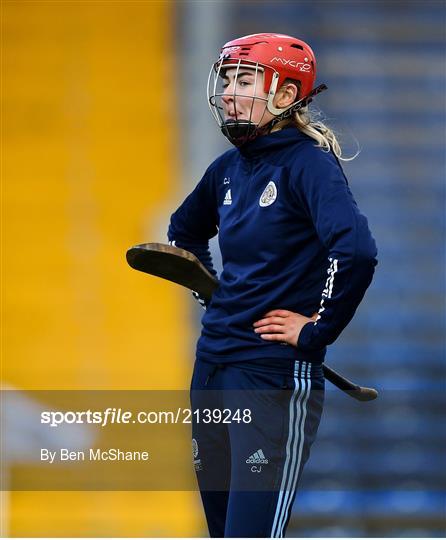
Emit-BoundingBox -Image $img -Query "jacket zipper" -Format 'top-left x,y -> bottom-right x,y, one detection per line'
238,160 -> 254,219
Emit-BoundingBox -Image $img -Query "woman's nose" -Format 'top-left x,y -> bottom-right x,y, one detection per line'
222,83 -> 234,104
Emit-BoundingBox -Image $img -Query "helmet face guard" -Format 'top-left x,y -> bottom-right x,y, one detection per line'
207,58 -> 274,146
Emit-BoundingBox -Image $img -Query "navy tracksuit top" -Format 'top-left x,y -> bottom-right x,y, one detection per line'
168,127 -> 377,364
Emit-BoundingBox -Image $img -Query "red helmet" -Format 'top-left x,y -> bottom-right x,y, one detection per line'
218,33 -> 317,100
207,33 -> 326,146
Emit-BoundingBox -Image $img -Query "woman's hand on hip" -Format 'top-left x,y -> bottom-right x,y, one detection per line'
253,309 -> 318,346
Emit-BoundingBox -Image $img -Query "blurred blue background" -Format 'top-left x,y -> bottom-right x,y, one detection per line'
179,0 -> 446,536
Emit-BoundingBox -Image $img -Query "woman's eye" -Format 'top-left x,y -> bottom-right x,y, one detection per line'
239,81 -> 250,87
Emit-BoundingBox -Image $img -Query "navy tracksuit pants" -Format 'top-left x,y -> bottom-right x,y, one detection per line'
190,357 -> 324,538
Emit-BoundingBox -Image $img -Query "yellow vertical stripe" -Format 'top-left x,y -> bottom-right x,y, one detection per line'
2,0 -> 203,535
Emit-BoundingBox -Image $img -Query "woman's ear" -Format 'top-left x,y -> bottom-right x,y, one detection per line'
275,83 -> 299,109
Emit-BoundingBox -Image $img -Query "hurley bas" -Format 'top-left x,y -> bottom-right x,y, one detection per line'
41,448 -> 150,463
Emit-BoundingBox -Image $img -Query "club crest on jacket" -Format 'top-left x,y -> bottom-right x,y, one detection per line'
259,181 -> 277,207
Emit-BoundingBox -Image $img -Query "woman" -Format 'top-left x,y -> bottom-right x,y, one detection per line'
168,33 -> 377,538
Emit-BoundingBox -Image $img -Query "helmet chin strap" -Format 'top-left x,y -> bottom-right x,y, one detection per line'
267,82 -> 328,127
221,119 -> 259,146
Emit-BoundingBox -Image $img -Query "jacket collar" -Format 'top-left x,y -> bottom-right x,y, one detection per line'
237,126 -> 308,158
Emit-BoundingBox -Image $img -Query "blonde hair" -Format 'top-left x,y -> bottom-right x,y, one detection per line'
275,79 -> 359,162
292,106 -> 358,162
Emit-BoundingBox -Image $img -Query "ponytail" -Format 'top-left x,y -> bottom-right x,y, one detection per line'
275,79 -> 359,161
293,106 -> 358,162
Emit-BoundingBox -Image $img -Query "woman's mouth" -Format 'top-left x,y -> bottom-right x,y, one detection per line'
226,110 -> 244,119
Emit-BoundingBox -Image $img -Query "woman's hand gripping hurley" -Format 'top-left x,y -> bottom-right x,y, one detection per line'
253,309 -> 318,346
